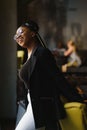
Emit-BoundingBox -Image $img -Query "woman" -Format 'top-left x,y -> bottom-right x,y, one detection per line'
14,20 -> 83,130
62,40 -> 82,72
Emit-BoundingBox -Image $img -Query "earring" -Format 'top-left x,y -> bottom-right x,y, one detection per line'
32,34 -> 35,38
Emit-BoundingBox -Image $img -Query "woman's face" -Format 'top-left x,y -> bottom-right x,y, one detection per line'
14,26 -> 35,48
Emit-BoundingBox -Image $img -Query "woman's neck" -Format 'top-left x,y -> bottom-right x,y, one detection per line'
27,42 -> 37,59
28,50 -> 32,59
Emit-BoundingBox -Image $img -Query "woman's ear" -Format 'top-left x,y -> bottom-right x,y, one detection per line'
31,32 -> 36,37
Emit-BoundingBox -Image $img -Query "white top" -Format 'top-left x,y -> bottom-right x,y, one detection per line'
68,52 -> 82,66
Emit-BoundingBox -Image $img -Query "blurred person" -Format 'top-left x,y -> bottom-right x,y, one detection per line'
56,41 -> 66,55
52,41 -> 67,68
52,41 -> 66,56
62,39 -> 82,72
14,20 -> 83,130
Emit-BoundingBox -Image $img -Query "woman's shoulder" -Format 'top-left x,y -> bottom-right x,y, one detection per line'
35,45 -> 51,56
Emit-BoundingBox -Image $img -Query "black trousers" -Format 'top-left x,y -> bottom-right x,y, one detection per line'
45,121 -> 62,130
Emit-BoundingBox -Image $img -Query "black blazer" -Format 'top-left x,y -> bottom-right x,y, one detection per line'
19,45 -> 83,128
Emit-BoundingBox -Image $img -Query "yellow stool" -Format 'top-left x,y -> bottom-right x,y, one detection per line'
59,102 -> 87,130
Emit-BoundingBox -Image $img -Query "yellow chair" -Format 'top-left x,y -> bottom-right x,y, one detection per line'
59,102 -> 87,130
17,50 -> 25,69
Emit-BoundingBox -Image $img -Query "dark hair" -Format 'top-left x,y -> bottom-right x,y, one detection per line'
21,20 -> 47,48
21,20 -> 39,33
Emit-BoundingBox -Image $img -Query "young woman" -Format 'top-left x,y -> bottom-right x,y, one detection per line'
62,40 -> 82,72
14,20 -> 83,130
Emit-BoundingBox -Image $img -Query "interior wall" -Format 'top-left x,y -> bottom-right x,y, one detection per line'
63,0 -> 87,49
27,0 -> 67,49
15,0 -> 67,50
0,0 -> 17,118
17,0 -> 87,50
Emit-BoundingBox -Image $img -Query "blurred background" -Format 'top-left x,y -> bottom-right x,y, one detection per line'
0,0 -> 87,129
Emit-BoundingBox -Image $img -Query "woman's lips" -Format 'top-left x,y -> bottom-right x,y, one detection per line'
17,37 -> 24,44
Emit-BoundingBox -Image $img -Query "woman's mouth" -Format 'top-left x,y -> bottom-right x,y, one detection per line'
17,37 -> 24,44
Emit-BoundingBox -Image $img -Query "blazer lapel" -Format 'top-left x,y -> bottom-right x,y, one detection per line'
30,55 -> 36,76
28,52 -> 37,80
28,45 -> 40,80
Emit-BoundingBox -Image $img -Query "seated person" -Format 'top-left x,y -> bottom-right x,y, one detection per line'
62,39 -> 82,72
52,41 -> 66,56
51,41 -> 67,67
